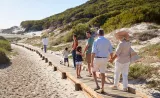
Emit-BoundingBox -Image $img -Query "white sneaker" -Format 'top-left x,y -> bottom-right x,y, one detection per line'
123,88 -> 128,92
111,86 -> 118,90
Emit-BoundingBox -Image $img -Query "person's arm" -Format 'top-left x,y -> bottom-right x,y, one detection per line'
91,53 -> 95,67
62,50 -> 65,56
71,42 -> 74,50
109,41 -> 113,59
83,44 -> 89,54
110,43 -> 123,63
110,54 -> 117,63
91,41 -> 97,67
83,39 -> 90,54
76,51 -> 83,56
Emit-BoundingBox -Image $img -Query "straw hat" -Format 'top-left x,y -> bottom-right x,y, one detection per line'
114,31 -> 130,41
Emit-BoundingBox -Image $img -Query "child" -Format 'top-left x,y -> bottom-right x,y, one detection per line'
62,47 -> 69,67
75,46 -> 83,78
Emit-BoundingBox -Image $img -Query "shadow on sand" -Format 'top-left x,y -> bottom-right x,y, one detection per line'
0,62 -> 12,69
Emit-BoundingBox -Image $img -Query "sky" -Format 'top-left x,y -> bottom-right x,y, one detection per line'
0,0 -> 88,29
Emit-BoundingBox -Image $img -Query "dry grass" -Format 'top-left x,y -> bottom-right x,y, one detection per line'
24,36 -> 42,46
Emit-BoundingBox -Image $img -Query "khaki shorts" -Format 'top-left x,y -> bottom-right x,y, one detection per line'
92,58 -> 108,73
85,53 -> 91,63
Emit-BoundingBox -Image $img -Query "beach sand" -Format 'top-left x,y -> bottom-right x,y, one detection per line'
0,44 -> 87,98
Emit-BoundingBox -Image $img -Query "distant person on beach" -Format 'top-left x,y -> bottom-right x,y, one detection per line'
83,31 -> 94,77
72,34 -> 78,69
91,29 -> 113,93
42,37 -> 48,53
62,47 -> 69,67
76,46 -> 83,78
109,31 -> 130,92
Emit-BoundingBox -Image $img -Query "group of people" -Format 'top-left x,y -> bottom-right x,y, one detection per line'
62,29 -> 132,93
42,29 -> 133,94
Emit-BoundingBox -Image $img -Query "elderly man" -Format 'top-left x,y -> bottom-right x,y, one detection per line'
91,29 -> 113,93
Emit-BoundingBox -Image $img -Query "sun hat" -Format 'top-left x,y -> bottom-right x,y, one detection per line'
115,31 -> 130,41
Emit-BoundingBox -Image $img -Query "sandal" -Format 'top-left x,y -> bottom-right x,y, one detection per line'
77,76 -> 80,78
86,74 -> 92,77
111,86 -> 118,90
100,89 -> 105,94
94,86 -> 100,91
79,75 -> 82,78
123,88 -> 128,92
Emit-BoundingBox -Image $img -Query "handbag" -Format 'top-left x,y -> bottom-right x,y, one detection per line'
130,48 -> 139,64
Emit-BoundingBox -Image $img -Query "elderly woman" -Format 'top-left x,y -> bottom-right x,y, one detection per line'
109,31 -> 131,92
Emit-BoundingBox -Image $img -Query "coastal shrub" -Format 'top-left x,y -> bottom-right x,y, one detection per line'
50,37 -> 63,46
139,43 -> 160,58
71,18 -> 90,26
60,25 -> 72,33
89,10 -> 120,27
89,13 -> 108,27
0,40 -> 11,51
138,33 -> 158,41
102,5 -> 160,33
63,31 -> 73,42
20,0 -> 160,33
63,23 -> 90,42
129,64 -> 153,80
0,48 -> 10,64
0,36 -> 11,64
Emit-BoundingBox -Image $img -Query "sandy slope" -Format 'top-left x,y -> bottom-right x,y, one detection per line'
0,44 -> 87,98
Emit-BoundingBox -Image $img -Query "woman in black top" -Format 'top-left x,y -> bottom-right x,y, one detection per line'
76,46 -> 83,78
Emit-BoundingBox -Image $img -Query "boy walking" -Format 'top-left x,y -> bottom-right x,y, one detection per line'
62,47 -> 69,67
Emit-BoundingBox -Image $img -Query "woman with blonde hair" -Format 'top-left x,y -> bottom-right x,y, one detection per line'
109,31 -> 131,92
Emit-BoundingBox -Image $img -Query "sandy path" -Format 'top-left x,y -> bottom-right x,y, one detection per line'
0,44 -> 87,98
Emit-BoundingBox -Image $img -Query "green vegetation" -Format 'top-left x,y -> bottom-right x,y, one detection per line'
129,63 -> 160,90
21,0 -> 160,36
0,40 -> 11,51
103,4 -> 160,33
139,43 -> 160,59
0,36 -> 11,64
63,23 -> 89,42
129,64 -> 153,80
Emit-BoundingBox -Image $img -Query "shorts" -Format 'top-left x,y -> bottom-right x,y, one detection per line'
85,53 -> 91,63
92,58 -> 108,73
76,62 -> 82,65
64,58 -> 68,62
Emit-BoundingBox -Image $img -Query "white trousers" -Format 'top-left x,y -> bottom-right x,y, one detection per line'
114,61 -> 130,89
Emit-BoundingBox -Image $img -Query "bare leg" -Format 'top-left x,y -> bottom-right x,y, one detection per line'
93,71 -> 99,88
88,63 -> 92,75
79,65 -> 82,77
76,65 -> 79,78
101,73 -> 105,90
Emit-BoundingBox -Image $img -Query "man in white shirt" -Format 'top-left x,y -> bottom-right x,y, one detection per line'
42,37 -> 48,53
91,29 -> 113,93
